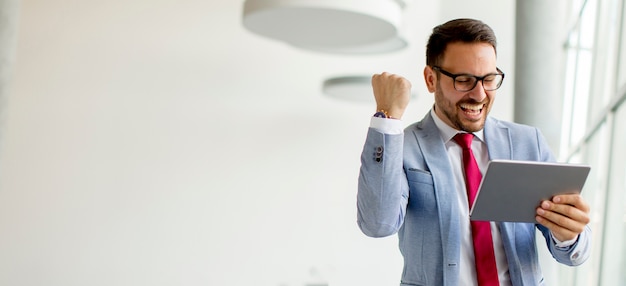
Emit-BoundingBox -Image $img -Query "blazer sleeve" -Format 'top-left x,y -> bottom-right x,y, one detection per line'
538,224 -> 592,266
356,127 -> 409,237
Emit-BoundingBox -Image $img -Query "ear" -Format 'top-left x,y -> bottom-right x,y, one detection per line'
423,66 -> 436,93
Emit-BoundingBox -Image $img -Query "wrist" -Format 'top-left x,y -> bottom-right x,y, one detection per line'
374,109 -> 401,119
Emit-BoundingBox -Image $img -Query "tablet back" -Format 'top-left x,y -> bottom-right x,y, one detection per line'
469,160 -> 591,223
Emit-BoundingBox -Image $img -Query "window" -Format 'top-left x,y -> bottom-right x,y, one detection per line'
559,0 -> 626,285
598,103 -> 626,285
618,2 -> 626,88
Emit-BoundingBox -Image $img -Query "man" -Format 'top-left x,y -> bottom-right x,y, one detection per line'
357,18 -> 591,286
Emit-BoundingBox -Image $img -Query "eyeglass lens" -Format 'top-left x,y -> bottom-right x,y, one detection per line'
454,74 -> 503,91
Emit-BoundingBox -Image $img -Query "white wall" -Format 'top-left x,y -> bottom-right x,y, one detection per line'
0,1 -> 514,285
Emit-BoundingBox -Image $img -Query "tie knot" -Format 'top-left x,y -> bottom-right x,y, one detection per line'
454,133 -> 474,149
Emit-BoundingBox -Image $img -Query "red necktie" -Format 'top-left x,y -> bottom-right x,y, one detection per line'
454,133 -> 500,286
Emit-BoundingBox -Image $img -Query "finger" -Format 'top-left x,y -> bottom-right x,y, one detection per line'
536,204 -> 584,240
535,214 -> 578,241
552,194 -> 590,213
541,200 -> 590,224
537,204 -> 588,234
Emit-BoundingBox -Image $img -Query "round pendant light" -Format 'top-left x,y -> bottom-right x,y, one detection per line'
323,75 -> 417,102
322,76 -> 374,102
242,0 -> 407,54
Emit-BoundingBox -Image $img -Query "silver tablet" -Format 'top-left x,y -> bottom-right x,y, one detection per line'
469,160 -> 591,223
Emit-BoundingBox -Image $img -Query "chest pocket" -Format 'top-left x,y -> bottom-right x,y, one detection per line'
405,168 -> 436,214
406,168 -> 433,184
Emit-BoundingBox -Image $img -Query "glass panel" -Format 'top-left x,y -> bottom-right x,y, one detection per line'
579,0 -> 597,47
615,104 -> 626,286
559,1 -> 625,285
588,0 -> 622,122
568,0 -> 587,20
568,0 -> 597,146
599,103 -> 626,285
560,37 -> 578,154
619,1 -> 626,88
573,122 -> 609,286
569,49 -> 592,144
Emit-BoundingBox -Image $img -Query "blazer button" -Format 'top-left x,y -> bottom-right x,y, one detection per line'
374,146 -> 383,162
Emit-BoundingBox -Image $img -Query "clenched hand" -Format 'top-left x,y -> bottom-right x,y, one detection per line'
371,72 -> 412,119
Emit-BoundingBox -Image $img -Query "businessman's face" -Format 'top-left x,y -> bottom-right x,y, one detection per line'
425,42 -> 498,132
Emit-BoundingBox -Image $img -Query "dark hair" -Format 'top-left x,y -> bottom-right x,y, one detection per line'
426,18 -> 497,67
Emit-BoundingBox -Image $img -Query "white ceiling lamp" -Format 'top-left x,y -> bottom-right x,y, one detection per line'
242,0 -> 408,54
322,76 -> 374,102
323,75 -> 417,102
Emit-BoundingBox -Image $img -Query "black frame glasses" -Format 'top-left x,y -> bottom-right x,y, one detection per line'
432,66 -> 505,92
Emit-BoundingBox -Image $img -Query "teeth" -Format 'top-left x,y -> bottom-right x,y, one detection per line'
460,103 -> 483,111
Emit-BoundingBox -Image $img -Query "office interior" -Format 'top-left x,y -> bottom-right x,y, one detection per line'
0,0 -> 623,285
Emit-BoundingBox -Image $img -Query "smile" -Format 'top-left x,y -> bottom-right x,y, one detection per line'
460,103 -> 484,115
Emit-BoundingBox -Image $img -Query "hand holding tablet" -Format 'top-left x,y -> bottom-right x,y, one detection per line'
469,160 -> 591,223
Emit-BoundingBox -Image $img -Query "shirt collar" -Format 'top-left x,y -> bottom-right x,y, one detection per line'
430,107 -> 485,143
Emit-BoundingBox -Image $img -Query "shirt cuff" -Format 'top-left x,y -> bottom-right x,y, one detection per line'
370,116 -> 404,134
551,232 -> 578,248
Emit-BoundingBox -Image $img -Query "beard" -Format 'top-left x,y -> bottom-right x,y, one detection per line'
434,85 -> 490,133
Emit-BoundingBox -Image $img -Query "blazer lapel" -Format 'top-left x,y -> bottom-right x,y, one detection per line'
484,117 -> 512,160
412,113 -> 461,281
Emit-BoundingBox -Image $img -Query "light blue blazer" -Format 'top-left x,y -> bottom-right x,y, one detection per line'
357,112 -> 591,286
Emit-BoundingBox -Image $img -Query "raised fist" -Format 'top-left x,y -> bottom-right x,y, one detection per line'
371,72 -> 412,119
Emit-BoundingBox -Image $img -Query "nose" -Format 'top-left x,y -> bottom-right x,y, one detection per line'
468,80 -> 488,102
